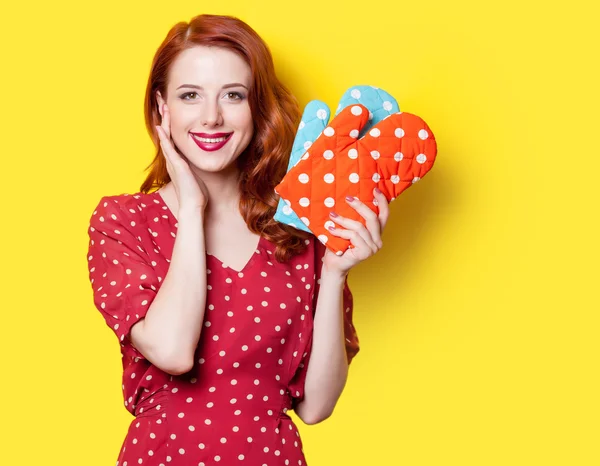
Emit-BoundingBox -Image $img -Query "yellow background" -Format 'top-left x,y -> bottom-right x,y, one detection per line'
1,0 -> 598,464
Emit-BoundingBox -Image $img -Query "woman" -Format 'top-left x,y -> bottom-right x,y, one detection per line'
86,14 -> 388,465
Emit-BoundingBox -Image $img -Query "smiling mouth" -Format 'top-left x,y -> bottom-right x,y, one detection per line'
189,132 -> 234,152
190,133 -> 233,143
190,131 -> 233,144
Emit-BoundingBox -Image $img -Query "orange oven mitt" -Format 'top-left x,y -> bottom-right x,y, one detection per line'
274,104 -> 437,255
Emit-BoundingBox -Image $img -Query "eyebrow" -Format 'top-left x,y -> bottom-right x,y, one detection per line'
175,83 -> 248,90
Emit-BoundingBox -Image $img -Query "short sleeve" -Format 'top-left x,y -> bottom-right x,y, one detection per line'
86,196 -> 159,359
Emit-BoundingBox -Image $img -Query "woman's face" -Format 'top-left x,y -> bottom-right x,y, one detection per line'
157,46 -> 254,173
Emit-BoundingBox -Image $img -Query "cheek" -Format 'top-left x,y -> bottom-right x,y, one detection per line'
169,107 -> 196,135
230,106 -> 253,132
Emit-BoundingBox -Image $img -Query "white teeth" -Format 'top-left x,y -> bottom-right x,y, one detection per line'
192,134 -> 230,143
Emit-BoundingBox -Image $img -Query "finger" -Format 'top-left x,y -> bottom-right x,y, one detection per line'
161,103 -> 172,140
326,225 -> 374,256
327,212 -> 379,253
156,126 -> 177,171
156,125 -> 179,157
344,196 -> 382,248
373,188 -> 390,235
156,125 -> 170,154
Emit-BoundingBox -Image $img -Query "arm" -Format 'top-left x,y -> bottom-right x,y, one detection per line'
130,206 -> 207,375
294,265 -> 350,424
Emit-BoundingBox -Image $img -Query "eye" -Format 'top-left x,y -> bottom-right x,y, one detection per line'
225,91 -> 244,101
180,92 -> 199,100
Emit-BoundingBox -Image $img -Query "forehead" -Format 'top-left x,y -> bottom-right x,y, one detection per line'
168,46 -> 251,89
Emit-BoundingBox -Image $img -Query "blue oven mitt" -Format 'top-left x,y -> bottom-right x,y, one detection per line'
274,85 -> 400,232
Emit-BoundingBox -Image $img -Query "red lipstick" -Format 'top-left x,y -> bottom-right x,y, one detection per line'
189,132 -> 233,152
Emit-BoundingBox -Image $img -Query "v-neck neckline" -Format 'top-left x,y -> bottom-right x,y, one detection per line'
149,189 -> 266,274
211,235 -> 265,274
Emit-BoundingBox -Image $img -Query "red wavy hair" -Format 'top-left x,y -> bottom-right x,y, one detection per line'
140,14 -> 311,262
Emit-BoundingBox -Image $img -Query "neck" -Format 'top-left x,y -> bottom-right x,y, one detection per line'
190,163 -> 242,217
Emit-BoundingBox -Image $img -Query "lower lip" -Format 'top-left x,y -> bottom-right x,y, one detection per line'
190,134 -> 232,152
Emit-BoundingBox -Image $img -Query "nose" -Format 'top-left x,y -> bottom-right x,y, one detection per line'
201,100 -> 223,127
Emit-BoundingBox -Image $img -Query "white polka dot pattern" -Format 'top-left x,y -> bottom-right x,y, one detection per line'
274,105 -> 437,256
274,86 -> 400,234
86,192 -> 359,465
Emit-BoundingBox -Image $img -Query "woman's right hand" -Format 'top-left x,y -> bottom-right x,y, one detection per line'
156,103 -> 209,213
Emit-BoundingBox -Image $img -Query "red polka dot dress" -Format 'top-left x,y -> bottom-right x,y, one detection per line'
86,191 -> 359,466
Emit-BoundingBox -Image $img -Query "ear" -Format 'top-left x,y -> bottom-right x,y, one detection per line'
156,91 -> 165,118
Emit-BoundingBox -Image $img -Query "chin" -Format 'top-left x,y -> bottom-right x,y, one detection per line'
188,156 -> 238,173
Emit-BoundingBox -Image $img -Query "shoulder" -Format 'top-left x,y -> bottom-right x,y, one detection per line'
87,192 -> 158,259
90,192 -> 145,217
88,191 -> 155,231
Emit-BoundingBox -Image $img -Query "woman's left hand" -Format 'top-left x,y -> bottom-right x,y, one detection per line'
323,188 -> 390,276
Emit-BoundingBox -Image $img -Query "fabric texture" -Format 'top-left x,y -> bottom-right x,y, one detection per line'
86,191 -> 359,465
274,85 -> 399,232
274,104 -> 437,255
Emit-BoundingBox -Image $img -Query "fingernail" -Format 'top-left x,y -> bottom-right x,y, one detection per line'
345,195 -> 354,202
329,211 -> 338,217
327,225 -> 335,231
374,187 -> 382,195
